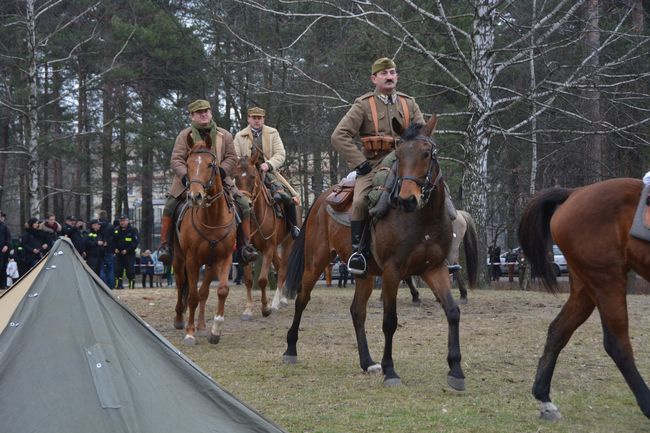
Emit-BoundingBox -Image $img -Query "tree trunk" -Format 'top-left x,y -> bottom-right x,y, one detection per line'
25,0 -> 41,218
101,80 -> 115,219
584,0 -> 604,184
140,90 -> 154,250
116,84 -> 129,217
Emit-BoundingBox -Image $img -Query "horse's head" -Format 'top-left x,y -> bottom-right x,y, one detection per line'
393,114 -> 441,212
186,141 -> 220,208
234,155 -> 259,194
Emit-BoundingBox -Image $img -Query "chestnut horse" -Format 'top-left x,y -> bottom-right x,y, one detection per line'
284,115 -> 465,390
172,142 -> 237,346
518,178 -> 650,420
232,150 -> 295,319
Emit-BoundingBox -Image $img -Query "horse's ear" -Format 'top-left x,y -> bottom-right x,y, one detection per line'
421,113 -> 438,137
392,118 -> 405,137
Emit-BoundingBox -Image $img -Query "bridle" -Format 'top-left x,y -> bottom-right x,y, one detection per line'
395,135 -> 443,205
236,163 -> 277,241
187,147 -> 224,208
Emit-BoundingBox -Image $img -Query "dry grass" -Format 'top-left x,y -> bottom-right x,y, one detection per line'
117,283 -> 650,433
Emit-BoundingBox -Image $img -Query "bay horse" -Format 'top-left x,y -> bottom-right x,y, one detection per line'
284,115 -> 466,390
232,150 -> 295,319
518,178 -> 650,420
172,141 -> 237,346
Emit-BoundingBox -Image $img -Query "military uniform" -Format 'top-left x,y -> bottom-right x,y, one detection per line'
332,89 -> 424,221
84,222 -> 105,276
113,219 -> 139,289
233,107 -> 301,239
159,99 -> 258,265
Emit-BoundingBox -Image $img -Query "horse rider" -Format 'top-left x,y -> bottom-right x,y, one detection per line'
233,106 -> 301,240
331,58 -> 425,276
157,99 -> 258,266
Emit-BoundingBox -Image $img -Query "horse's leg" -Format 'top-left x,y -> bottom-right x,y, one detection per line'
594,281 -> 650,418
420,266 -> 465,391
378,269 -> 402,385
257,248 -> 274,317
196,265 -> 218,337
532,276 -> 595,420
241,263 -> 254,321
271,246 -> 288,310
283,267 -> 324,364
350,276 -> 382,374
455,271 -> 468,304
173,262 -> 186,330
209,256 -> 233,344
405,276 -> 421,305
182,261 -> 201,346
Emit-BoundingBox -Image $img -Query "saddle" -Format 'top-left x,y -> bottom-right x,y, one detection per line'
629,184 -> 650,241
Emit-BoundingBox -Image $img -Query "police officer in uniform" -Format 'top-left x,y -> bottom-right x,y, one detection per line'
113,214 -> 139,289
331,58 -> 424,276
157,99 -> 258,265
233,106 -> 301,239
84,219 -> 105,276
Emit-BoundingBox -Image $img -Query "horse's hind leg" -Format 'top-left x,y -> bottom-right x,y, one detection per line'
378,270 -> 402,385
595,281 -> 650,418
257,249 -> 274,317
532,279 -> 595,420
173,265 -> 186,330
241,264 -> 254,321
283,268 -> 322,364
271,248 -> 288,310
405,276 -> 421,305
421,267 -> 465,391
350,276 -> 381,374
455,272 -> 468,304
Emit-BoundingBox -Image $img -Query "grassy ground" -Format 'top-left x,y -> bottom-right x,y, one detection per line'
118,283 -> 650,433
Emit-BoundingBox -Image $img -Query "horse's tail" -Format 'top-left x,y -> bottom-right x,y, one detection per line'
459,211 -> 479,289
285,203 -> 314,299
518,187 -> 572,293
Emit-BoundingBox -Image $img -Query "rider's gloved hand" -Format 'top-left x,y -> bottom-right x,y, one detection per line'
182,175 -> 189,187
356,161 -> 372,176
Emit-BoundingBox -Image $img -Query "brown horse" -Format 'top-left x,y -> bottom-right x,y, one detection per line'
172,142 -> 237,346
232,150 -> 295,319
518,178 -> 650,420
283,115 -> 465,390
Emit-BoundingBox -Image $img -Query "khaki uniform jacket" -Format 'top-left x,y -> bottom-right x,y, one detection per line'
331,90 -> 424,169
168,126 -> 238,198
233,125 -> 285,171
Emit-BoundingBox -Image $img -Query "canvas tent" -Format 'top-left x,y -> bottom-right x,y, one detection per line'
0,238 -> 286,433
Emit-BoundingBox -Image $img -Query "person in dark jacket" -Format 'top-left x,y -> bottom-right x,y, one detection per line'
84,219 -> 105,276
62,216 -> 85,255
113,214 -> 140,289
140,249 -> 154,288
0,211 -> 11,290
97,210 -> 115,289
18,217 -> 48,275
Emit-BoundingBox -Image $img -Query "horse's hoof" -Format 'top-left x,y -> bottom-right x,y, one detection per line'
174,321 -> 185,330
411,299 -> 422,306
539,402 -> 562,421
458,298 -> 468,305
365,364 -> 382,375
240,313 -> 253,321
447,374 -> 466,391
208,334 -> 221,344
261,308 -> 272,318
383,377 -> 402,387
280,299 -> 289,308
283,354 -> 298,364
182,335 -> 196,346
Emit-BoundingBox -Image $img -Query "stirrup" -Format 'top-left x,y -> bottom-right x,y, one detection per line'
347,252 -> 367,277
240,245 -> 258,265
290,226 -> 300,240
157,244 -> 171,264
447,264 -> 462,272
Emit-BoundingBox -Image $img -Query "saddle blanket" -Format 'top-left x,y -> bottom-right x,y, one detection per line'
629,184 -> 650,242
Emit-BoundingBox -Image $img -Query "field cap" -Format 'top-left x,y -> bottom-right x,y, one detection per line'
372,57 -> 396,74
247,107 -> 266,117
188,99 -> 211,113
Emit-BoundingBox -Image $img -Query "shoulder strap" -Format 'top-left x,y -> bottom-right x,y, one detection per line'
368,96 -> 380,136
398,96 -> 410,128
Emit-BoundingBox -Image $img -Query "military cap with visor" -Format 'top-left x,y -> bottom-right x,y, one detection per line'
371,57 -> 397,75
188,99 -> 211,113
247,107 -> 266,117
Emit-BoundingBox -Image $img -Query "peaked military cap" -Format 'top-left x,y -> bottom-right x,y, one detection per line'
188,99 -> 211,113
371,57 -> 396,75
247,107 -> 266,117
118,214 -> 129,220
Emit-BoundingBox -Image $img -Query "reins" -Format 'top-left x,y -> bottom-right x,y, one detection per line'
394,135 -> 442,205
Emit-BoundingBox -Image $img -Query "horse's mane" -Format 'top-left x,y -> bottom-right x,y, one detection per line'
402,123 -> 425,141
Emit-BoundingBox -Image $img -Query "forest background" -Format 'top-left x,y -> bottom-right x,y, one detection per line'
1,0 -> 648,278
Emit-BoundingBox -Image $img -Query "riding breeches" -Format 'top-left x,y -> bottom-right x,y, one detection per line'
352,161 -> 382,221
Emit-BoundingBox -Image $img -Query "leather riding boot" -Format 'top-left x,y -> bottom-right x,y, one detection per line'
347,220 -> 367,277
284,202 -> 301,239
237,216 -> 258,265
157,215 -> 173,264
